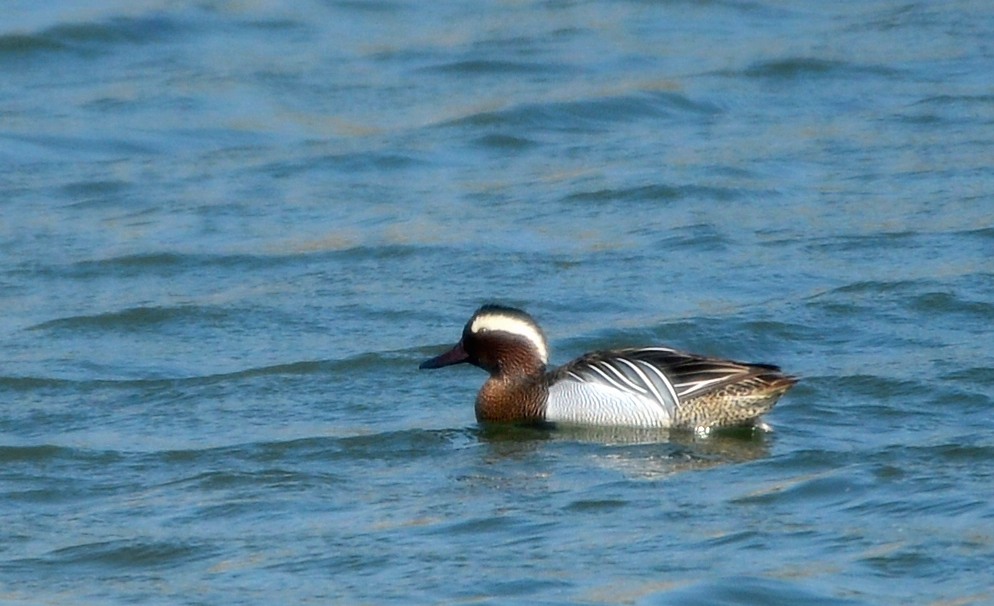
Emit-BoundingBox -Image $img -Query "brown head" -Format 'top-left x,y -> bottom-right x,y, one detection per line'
419,304 -> 551,422
419,304 -> 549,376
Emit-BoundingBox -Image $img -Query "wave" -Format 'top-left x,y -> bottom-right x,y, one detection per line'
422,59 -> 567,76
651,575 -> 864,605
562,183 -> 740,204
739,57 -> 900,80
38,538 -> 215,570
439,90 -> 721,133
804,279 -> 994,322
0,14 -> 184,59
261,150 -> 427,179
12,243 -> 432,281
28,304 -> 230,333
0,350 -> 421,392
0,443 -> 123,465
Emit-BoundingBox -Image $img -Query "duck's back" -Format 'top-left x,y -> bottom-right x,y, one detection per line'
543,347 -> 796,430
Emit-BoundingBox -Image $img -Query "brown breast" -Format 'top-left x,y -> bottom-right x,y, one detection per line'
474,376 -> 549,423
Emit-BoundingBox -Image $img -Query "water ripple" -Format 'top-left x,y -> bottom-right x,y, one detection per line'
642,576 -> 868,606
423,59 -> 565,76
442,91 -> 720,133
40,538 -> 215,570
3,1 -> 993,603
740,57 -> 900,80
0,15 -> 185,58
0,351 -> 417,393
563,184 -> 739,204
29,305 -> 228,333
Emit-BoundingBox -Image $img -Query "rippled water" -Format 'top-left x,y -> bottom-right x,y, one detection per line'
2,1 -> 993,604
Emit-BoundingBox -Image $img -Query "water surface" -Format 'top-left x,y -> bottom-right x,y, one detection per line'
2,1 -> 993,604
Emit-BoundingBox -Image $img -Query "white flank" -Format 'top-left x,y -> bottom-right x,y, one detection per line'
470,312 -> 549,364
546,379 -> 674,427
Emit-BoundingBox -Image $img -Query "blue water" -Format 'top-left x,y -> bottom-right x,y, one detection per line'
2,1 -> 993,604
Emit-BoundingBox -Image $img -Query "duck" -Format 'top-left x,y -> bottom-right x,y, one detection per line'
419,304 -> 797,431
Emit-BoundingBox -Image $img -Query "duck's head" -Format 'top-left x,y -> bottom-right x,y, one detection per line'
419,304 -> 549,376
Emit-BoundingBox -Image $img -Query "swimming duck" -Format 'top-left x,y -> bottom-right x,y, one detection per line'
419,304 -> 797,431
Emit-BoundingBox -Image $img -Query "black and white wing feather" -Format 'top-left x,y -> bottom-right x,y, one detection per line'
612,347 -> 782,398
